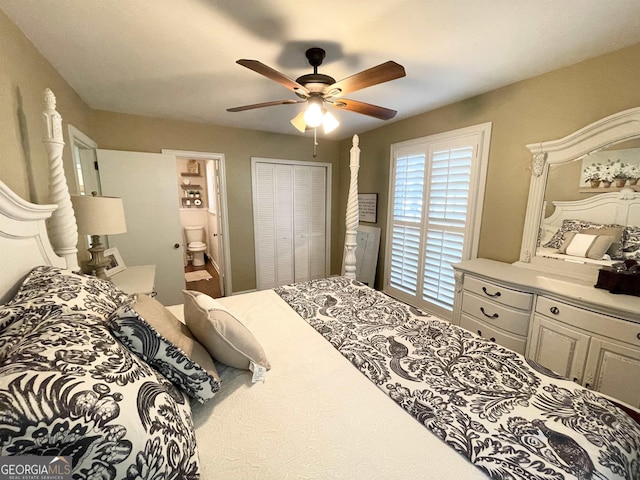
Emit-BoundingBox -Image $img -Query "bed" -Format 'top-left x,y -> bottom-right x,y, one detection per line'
537,190 -> 640,266
1,90 -> 639,480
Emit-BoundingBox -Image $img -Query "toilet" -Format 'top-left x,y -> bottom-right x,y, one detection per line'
184,225 -> 207,267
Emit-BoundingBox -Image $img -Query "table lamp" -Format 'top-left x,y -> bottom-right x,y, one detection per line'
71,192 -> 127,279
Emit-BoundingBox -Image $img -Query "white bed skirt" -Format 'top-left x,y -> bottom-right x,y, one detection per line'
169,290 -> 487,480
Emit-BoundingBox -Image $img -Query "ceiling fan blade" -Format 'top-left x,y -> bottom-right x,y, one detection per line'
237,59 -> 309,96
326,61 -> 406,98
330,99 -> 397,120
227,99 -> 305,112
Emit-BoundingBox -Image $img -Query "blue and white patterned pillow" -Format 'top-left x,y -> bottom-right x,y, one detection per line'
109,296 -> 221,403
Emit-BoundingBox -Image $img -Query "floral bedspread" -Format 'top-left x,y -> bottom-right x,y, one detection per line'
275,277 -> 640,480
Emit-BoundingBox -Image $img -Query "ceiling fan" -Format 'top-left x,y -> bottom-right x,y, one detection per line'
227,47 -> 406,134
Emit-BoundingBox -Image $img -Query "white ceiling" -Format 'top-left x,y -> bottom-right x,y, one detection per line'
3,0 -> 640,140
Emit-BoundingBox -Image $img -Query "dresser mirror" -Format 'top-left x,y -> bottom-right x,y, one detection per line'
517,107 -> 640,281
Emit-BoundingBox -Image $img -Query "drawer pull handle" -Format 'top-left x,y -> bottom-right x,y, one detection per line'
549,306 -> 560,315
585,383 -> 591,389
476,330 -> 496,343
480,307 -> 499,319
637,332 -> 640,341
482,287 -> 501,298
572,378 -> 578,383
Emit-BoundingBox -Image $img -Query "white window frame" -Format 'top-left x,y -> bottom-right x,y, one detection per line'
383,122 -> 492,320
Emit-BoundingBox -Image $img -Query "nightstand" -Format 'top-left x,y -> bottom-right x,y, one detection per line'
110,265 -> 156,296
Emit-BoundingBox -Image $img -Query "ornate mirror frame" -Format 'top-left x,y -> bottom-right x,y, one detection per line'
518,107 -> 640,278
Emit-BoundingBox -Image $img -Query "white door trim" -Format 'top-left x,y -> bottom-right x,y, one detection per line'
67,124 -> 98,195
162,149 -> 232,296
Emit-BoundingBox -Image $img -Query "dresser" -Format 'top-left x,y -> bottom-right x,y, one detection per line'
453,258 -> 640,407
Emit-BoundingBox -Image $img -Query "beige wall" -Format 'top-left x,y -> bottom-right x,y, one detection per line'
337,42 -> 640,289
0,9 -> 93,203
91,110 -> 341,292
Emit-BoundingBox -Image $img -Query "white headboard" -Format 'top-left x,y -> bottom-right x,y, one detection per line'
542,188 -> 640,229
0,89 -> 78,303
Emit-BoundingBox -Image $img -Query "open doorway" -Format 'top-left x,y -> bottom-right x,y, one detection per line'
164,149 -> 231,297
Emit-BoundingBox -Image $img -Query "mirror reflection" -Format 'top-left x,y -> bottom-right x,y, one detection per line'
537,139 -> 640,266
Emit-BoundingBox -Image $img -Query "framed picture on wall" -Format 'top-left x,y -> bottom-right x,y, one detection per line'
104,247 -> 126,277
358,193 -> 378,223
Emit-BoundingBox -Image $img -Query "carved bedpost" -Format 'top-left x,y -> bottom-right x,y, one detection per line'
344,135 -> 360,280
42,89 -> 79,270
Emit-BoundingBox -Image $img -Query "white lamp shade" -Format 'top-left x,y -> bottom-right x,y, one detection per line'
322,111 -> 339,133
71,194 -> 127,236
290,110 -> 307,133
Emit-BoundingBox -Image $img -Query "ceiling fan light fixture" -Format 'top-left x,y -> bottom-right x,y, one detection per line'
290,110 -> 307,133
322,111 -> 339,134
303,99 -> 324,128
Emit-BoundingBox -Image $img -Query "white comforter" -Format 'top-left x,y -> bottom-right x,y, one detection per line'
170,290 -> 487,480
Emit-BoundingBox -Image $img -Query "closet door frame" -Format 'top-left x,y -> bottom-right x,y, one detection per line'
251,157 -> 332,289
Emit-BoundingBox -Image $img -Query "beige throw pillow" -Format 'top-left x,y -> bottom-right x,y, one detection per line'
557,232 -> 614,260
133,294 -> 220,382
580,226 -> 624,258
183,290 -> 270,371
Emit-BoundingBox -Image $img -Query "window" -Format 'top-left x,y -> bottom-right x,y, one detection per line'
384,123 -> 491,320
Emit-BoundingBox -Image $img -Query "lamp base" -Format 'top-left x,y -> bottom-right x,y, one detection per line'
85,235 -> 112,280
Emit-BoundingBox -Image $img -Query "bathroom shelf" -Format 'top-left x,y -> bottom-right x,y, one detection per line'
181,172 -> 201,177
181,185 -> 202,189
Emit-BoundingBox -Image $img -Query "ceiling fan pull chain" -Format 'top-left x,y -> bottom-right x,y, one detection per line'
313,128 -> 318,158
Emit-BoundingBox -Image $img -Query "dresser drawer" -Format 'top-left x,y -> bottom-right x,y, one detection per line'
461,292 -> 530,336
460,314 -> 527,354
464,276 -> 533,311
536,296 -> 640,348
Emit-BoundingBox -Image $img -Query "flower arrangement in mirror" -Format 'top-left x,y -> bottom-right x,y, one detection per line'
583,163 -> 602,187
623,163 -> 640,186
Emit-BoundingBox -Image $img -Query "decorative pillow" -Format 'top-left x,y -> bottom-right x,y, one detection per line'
109,294 -> 221,403
557,232 -> 614,259
543,220 -> 624,254
622,226 -> 640,259
6,266 -> 129,323
537,224 -> 557,247
580,226 -> 624,259
0,308 -> 200,477
183,290 -> 271,371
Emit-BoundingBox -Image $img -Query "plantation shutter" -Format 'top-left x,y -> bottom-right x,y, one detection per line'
385,126 -> 489,320
423,142 -> 473,309
389,153 -> 425,295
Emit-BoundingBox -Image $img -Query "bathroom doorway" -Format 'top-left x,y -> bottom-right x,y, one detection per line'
164,149 -> 231,297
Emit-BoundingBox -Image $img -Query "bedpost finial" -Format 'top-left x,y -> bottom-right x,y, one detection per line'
43,88 -> 56,110
352,134 -> 359,147
42,88 -> 63,145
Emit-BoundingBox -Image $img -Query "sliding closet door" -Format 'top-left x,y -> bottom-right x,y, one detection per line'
253,158 -> 331,290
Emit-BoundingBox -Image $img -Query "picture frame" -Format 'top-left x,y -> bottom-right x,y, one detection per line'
104,247 -> 126,277
358,193 -> 378,223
